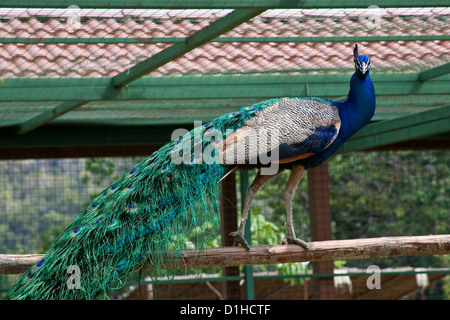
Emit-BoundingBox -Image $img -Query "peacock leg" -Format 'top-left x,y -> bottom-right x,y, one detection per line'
281,164 -> 309,249
229,168 -> 282,250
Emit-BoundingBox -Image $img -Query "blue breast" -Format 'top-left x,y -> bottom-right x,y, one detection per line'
292,74 -> 376,169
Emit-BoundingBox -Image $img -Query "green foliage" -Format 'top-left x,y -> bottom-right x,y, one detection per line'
240,170 -> 310,243
334,260 -> 347,269
276,262 -> 309,286
249,208 -> 282,245
443,275 -> 450,300
328,150 -> 450,268
0,160 -> 83,254
236,199 -> 310,283
81,158 -> 116,184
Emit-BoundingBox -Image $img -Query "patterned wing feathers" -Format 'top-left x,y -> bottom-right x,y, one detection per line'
217,98 -> 340,165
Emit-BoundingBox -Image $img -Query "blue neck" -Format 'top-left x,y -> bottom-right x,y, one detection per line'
337,72 -> 376,140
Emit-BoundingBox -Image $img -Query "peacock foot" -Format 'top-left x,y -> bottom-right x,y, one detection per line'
281,235 -> 309,250
229,230 -> 251,251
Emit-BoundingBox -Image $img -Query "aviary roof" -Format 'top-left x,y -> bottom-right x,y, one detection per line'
0,8 -> 449,78
0,4 -> 448,154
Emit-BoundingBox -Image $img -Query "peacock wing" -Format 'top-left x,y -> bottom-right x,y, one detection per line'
216,97 -> 341,165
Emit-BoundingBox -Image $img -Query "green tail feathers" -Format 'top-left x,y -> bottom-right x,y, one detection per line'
6,98 -> 277,300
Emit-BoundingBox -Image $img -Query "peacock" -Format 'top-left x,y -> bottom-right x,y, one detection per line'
6,44 -> 375,300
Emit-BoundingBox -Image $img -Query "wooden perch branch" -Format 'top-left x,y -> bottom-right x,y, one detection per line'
1,235 -> 449,275
0,254 -> 44,275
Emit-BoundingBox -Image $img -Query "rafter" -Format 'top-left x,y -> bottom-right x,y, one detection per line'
13,101 -> 87,135
1,2 -> 446,136
419,63 -> 450,81
341,105 -> 450,152
2,9 -> 265,133
111,9 -> 264,87
1,73 -> 448,101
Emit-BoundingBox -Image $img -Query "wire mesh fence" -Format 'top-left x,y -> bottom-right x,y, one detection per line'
0,150 -> 449,299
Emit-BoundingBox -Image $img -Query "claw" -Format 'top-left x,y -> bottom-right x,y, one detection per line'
281,236 -> 309,250
229,230 -> 251,251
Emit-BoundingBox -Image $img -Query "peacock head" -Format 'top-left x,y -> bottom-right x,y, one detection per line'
353,44 -> 371,77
